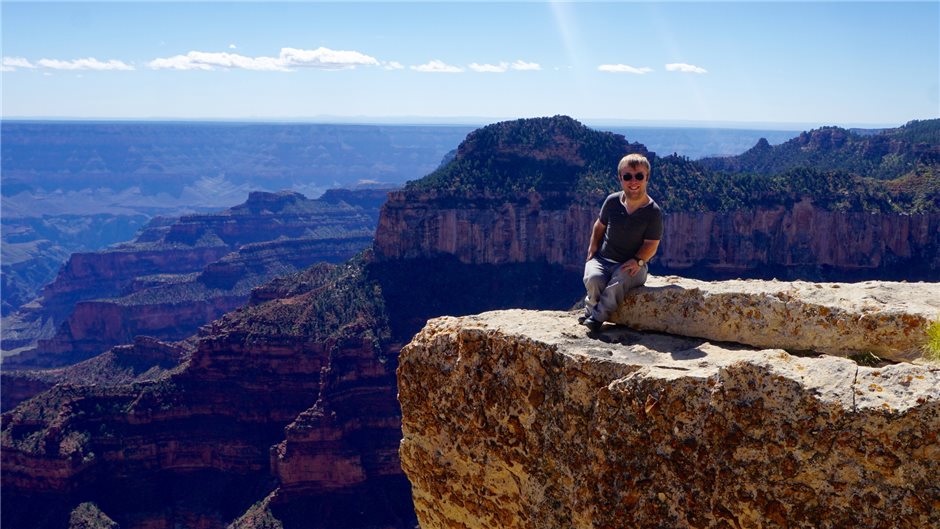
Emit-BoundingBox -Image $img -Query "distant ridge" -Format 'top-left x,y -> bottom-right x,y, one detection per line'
700,119 -> 940,179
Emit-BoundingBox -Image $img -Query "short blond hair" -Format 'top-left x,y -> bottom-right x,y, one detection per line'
617,154 -> 651,175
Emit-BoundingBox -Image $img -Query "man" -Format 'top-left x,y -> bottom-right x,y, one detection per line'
581,153 -> 663,332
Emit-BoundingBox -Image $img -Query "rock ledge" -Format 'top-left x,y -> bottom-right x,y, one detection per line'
398,310 -> 940,529
613,276 -> 940,362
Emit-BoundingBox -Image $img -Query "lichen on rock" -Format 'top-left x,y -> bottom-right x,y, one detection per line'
398,310 -> 940,529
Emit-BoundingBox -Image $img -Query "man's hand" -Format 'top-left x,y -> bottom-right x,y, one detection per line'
586,249 -> 596,262
621,259 -> 641,277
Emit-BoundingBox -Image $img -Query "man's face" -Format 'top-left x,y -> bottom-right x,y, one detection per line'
619,164 -> 648,201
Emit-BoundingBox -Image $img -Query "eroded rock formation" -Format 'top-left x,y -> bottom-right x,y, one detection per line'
1,260 -> 415,529
0,336 -> 190,412
2,190 -> 381,367
398,310 -> 940,529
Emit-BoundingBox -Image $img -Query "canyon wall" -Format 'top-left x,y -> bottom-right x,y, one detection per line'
376,191 -> 940,280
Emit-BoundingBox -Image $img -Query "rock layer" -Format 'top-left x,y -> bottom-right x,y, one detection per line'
398,310 -> 940,529
376,191 -> 940,280
612,276 -> 940,362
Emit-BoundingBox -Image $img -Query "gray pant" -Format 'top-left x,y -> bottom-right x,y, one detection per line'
583,257 -> 648,322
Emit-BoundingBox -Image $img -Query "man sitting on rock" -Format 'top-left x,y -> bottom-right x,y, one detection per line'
581,153 -> 663,332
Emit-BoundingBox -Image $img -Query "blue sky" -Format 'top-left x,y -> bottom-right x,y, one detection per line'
2,1 -> 938,127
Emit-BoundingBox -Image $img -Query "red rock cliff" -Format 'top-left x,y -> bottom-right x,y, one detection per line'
376,190 -> 940,279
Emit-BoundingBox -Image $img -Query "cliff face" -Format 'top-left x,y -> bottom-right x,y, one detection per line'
1,259 -> 415,529
2,190 -> 381,367
398,309 -> 940,529
376,191 -> 940,280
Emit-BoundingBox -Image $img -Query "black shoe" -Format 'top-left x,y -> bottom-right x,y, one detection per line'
577,314 -> 588,324
581,317 -> 602,332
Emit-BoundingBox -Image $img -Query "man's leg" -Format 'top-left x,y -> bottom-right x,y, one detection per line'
594,264 -> 649,322
582,257 -> 611,318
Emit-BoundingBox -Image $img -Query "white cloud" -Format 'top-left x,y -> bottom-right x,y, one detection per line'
229,44 -> 237,49
148,54 -> 215,71
467,60 -> 540,73
469,62 -> 509,73
383,61 -> 404,70
148,47 -> 380,72
149,51 -> 287,71
37,58 -> 134,71
598,64 -> 653,74
411,60 -> 463,73
666,63 -> 707,74
511,60 -> 541,71
2,57 -> 37,71
279,47 -> 379,69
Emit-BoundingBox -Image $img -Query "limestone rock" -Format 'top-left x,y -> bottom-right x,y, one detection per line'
611,276 -> 940,362
398,310 -> 940,529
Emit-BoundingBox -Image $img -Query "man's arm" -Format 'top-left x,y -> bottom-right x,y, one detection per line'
622,239 -> 661,277
634,239 -> 661,262
586,219 -> 606,261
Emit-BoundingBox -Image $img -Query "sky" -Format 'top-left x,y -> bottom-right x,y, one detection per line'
1,1 -> 938,128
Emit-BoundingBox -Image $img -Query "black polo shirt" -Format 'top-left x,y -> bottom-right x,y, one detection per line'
597,192 -> 663,263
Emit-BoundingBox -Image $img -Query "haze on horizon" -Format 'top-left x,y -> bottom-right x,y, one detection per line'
1,1 -> 938,129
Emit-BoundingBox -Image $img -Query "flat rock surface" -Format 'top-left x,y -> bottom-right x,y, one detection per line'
611,276 -> 940,362
398,310 -> 940,529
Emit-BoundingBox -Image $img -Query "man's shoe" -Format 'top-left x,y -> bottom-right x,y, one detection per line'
581,316 -> 602,332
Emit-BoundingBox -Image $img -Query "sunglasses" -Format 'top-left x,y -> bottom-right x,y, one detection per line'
620,171 -> 646,182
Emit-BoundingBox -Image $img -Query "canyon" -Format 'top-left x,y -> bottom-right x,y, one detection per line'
2,259 -> 415,529
2,116 -> 938,528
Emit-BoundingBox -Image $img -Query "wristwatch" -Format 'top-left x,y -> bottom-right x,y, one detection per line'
634,257 -> 645,267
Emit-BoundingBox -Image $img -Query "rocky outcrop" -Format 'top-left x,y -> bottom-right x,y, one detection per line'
398,310 -> 940,529
611,276 -> 940,363
376,191 -> 940,280
2,190 -> 382,366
